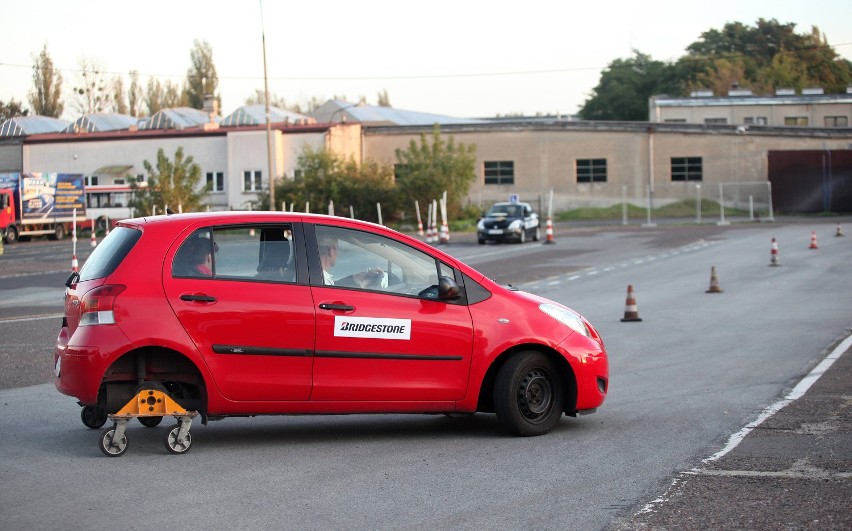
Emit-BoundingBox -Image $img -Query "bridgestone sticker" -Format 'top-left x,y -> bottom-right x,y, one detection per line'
334,316 -> 411,340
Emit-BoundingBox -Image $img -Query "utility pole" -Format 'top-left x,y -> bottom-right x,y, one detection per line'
260,0 -> 275,210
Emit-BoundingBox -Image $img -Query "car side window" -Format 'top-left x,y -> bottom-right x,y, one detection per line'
173,224 -> 298,283
315,225 -> 445,298
173,229 -> 214,278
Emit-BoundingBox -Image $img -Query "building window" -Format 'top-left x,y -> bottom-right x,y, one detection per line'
704,118 -> 727,124
484,161 -> 514,185
825,116 -> 848,127
744,116 -> 767,125
576,159 -> 607,183
663,119 -> 687,123
85,175 -> 99,186
784,117 -> 808,126
206,171 -> 225,192
243,170 -> 262,192
136,174 -> 145,183
671,157 -> 703,181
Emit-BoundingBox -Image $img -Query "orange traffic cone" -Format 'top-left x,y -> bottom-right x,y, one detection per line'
836,223 -> 844,237
71,253 -> 79,273
90,227 -> 97,247
808,231 -> 818,249
706,266 -> 723,293
620,284 -> 643,322
544,216 -> 555,244
770,237 -> 780,266
417,218 -> 424,237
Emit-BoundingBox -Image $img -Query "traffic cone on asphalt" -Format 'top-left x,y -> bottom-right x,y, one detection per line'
71,253 -> 79,273
90,227 -> 97,247
706,266 -> 723,293
417,218 -> 424,237
544,216 -> 555,244
835,223 -> 844,237
620,285 -> 643,322
808,231 -> 819,249
770,238 -> 780,266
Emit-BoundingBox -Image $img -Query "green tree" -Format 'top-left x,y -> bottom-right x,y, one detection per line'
111,77 -> 128,115
685,19 -> 852,94
129,147 -> 207,215
0,99 -> 29,121
394,124 -> 477,219
145,78 -> 185,114
245,89 -> 289,109
127,70 -> 145,117
377,89 -> 392,107
578,51 -> 681,120
184,39 -> 220,111
28,44 -> 64,117
262,147 -> 398,223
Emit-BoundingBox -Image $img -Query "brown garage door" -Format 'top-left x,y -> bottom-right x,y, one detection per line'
769,150 -> 852,213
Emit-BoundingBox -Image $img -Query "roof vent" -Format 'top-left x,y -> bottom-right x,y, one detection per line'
776,88 -> 796,96
690,89 -> 714,98
729,89 -> 753,97
802,87 -> 824,95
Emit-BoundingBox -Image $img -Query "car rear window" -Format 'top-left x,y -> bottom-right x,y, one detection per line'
78,227 -> 142,282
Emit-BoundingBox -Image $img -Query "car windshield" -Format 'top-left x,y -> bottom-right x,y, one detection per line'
488,204 -> 522,217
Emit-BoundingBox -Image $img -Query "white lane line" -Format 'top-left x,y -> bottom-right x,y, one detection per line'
0,314 -> 64,323
700,331 -> 852,465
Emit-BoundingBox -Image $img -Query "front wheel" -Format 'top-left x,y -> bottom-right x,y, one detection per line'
494,351 -> 563,436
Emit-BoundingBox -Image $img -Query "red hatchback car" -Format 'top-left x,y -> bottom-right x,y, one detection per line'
55,212 -> 608,455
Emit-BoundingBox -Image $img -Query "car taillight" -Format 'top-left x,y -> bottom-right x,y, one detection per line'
79,285 -> 126,326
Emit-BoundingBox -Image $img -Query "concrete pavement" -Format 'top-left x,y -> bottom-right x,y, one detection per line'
618,333 -> 852,530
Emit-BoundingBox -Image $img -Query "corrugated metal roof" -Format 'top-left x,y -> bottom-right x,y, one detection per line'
138,107 -> 218,130
310,99 -> 484,126
0,116 -> 70,137
219,104 -> 313,126
61,113 -> 140,133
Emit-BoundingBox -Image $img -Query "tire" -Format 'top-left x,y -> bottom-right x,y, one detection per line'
99,426 -> 128,457
81,405 -> 108,429
3,226 -> 18,244
533,226 -> 541,241
494,351 -> 564,436
138,416 -> 163,428
164,424 -> 192,454
518,229 -> 526,244
54,224 -> 66,240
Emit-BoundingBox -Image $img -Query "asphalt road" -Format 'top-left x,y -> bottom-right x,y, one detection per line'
0,219 -> 849,529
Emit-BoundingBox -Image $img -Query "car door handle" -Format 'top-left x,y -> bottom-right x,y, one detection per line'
180,294 -> 217,303
319,303 -> 355,311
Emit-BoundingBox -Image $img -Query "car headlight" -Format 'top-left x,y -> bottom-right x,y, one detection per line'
476,219 -> 485,230
539,303 -> 590,337
508,219 -> 522,231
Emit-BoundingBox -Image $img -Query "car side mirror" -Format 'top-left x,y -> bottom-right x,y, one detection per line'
438,276 -> 461,300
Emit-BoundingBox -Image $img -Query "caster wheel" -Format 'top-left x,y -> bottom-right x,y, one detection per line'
81,406 -> 108,429
164,425 -> 192,454
99,426 -> 128,457
138,416 -> 163,428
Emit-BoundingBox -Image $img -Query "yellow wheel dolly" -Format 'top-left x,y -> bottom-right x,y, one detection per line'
98,385 -> 198,457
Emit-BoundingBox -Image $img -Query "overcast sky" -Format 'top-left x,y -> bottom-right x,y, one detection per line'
2,0 -> 851,120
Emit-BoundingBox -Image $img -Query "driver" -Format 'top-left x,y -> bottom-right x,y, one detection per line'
318,236 -> 387,289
